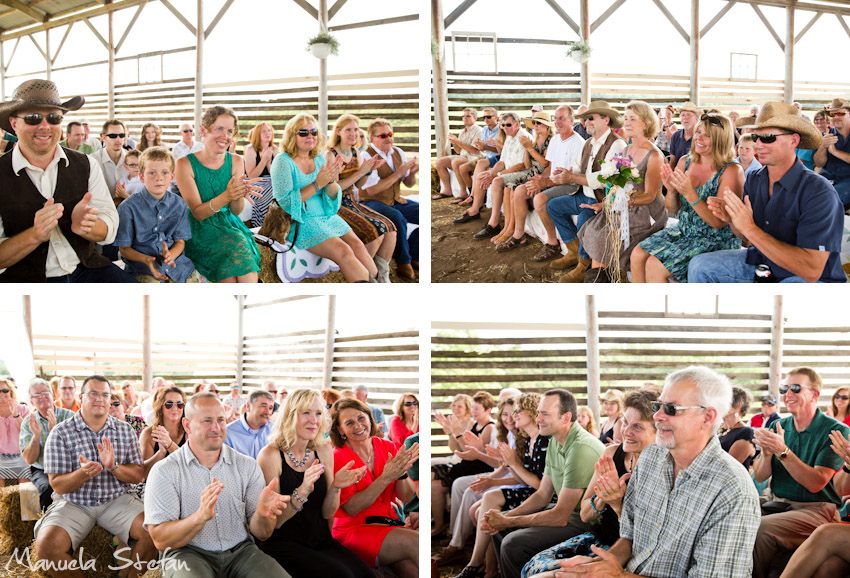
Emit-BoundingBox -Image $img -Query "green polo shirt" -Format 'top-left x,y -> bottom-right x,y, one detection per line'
769,409 -> 850,504
59,140 -> 94,154
543,422 -> 605,513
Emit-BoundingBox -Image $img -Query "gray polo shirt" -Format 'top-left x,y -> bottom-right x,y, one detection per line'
144,442 -> 265,551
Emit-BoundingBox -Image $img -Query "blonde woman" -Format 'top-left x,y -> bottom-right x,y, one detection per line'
271,113 -> 376,282
138,122 -> 162,152
0,378 -> 30,486
598,389 -> 625,444
576,406 -> 599,438
245,121 -> 280,228
257,389 -> 371,578
829,387 -> 850,426
390,392 -> 419,444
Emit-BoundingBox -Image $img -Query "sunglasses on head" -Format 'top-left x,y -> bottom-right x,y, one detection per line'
14,112 -> 63,126
650,401 -> 705,416
779,383 -> 812,394
700,113 -> 724,127
835,394 -> 850,401
403,401 -> 419,407
829,110 -> 847,117
750,132 -> 793,144
163,401 -> 185,409
374,132 -> 393,139
110,401 -> 123,407
297,128 -> 318,137
105,133 -> 126,139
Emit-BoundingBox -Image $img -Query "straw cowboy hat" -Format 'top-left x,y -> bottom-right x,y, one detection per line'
522,111 -> 554,130
753,101 -> 822,150
679,101 -> 701,116
0,79 -> 84,135
577,101 -> 623,129
598,389 -> 625,406
736,115 -> 757,129
828,99 -> 850,112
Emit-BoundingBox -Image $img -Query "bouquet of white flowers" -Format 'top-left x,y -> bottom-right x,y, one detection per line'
595,153 -> 644,282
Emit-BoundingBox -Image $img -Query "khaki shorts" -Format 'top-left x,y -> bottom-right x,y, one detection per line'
34,493 -> 144,551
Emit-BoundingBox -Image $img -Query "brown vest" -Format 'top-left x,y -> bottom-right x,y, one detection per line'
578,130 -> 624,202
366,145 -> 407,206
0,147 -> 111,282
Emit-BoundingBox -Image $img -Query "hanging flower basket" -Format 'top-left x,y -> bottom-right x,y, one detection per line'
307,33 -> 340,58
567,40 -> 592,64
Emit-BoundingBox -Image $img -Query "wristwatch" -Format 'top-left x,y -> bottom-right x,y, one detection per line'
778,447 -> 790,461
107,463 -> 120,473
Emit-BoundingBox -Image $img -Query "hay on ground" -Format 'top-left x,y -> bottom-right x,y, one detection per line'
28,526 -> 125,578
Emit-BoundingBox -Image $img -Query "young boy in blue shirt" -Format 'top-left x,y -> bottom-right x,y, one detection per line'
115,146 -> 200,282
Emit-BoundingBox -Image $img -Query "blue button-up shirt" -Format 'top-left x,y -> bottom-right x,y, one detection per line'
821,127 -> 850,182
481,125 -> 500,162
224,413 -> 272,459
744,159 -> 845,282
114,188 -> 194,282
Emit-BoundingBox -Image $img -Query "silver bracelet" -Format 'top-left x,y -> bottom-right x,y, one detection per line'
292,488 -> 308,504
209,199 -> 217,213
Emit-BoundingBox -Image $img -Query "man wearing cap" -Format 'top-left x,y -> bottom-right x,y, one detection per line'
669,101 -> 699,169
814,100 -> 850,207
434,107 -> 483,200
544,101 -> 626,282
0,79 -> 135,282
750,393 -> 781,429
690,101 -> 845,283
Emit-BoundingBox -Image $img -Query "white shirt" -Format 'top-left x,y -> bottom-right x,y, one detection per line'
172,140 -> 204,160
361,145 -> 409,190
545,132 -> 585,172
89,146 -> 128,196
569,128 -> 628,198
0,145 -> 118,277
500,129 -> 532,170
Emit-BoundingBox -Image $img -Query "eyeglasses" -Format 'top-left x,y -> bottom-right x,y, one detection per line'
266,389 -> 277,394
483,115 -> 494,119
104,133 -> 126,139
651,401 -> 705,416
0,389 -> 9,394
59,386 -> 75,391
374,132 -> 393,139
829,111 -> 847,117
297,128 -> 319,137
163,401 -> 185,409
779,383 -> 814,394
86,391 -> 111,400
750,132 -> 793,144
110,401 -> 123,407
30,392 -> 51,399
14,113 -> 63,126
835,394 -> 850,401
182,129 -> 194,133
462,115 -> 474,118
125,163 -> 139,168
403,401 -> 419,407
700,113 -> 724,127
761,401 -> 775,406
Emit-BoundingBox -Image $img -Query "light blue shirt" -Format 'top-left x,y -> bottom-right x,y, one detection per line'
224,413 -> 272,459
369,403 -> 388,435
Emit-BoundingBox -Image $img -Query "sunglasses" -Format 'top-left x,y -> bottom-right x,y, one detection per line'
110,401 -> 123,407
374,132 -> 393,139
700,113 -> 724,127
828,111 -> 847,117
835,394 -> 850,401
182,129 -> 194,133
761,401 -> 775,406
14,113 -> 63,126
403,401 -> 419,407
750,132 -> 793,144
0,389 -> 9,394
255,233 -> 294,254
164,401 -> 185,409
500,123 -> 513,128
104,133 -> 126,139
779,383 -> 814,394
585,115 -> 597,121
483,115 -> 494,119
650,401 -> 705,416
30,392 -> 51,399
532,120 -> 546,126
297,128 -> 319,137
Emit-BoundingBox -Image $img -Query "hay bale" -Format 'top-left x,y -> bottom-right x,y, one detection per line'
430,164 -> 440,197
28,525 -> 125,578
0,486 -> 36,555
258,245 -> 281,283
140,568 -> 162,578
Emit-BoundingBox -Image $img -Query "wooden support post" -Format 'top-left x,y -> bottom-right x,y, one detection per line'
194,0 -> 204,141
142,295 -> 151,392
580,0 -> 590,104
322,296 -> 337,389
769,296 -> 784,398
1,41 -> 5,102
22,295 -> 32,352
236,295 -> 244,385
108,9 -> 114,119
585,296 -> 601,426
432,0 -> 449,157
785,3 -> 794,103
690,0 -> 699,104
319,0 -> 329,133
44,30 -> 50,80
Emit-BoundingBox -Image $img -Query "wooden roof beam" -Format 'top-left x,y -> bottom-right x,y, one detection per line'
444,0 -> 476,29
794,11 -> 822,43
51,21 -> 74,65
82,16 -> 108,50
205,0 -> 235,39
591,0 -> 629,34
329,13 -> 417,32
727,0 -> 850,19
328,0 -> 346,21
0,0 -> 47,23
751,3 -> 784,50
291,0 -> 318,20
0,0 -> 148,42
838,13 -> 850,39
159,0 -> 196,36
543,0 -> 579,35
115,3 -> 144,54
650,0 -> 690,43
701,0 -> 736,37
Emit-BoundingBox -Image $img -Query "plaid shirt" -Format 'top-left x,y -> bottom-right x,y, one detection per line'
43,412 -> 143,506
18,406 -> 75,469
621,437 -> 761,578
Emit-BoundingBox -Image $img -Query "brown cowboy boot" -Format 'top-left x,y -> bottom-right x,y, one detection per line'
559,258 -> 590,283
550,240 -> 580,270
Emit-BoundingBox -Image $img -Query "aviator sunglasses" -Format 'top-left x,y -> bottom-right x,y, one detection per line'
14,113 -> 63,126
650,401 -> 705,416
163,401 -> 185,409
778,383 -> 814,394
297,128 -> 319,137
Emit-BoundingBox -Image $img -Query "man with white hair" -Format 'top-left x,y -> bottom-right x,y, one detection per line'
434,107 -> 483,200
559,366 -> 761,578
353,384 -> 387,437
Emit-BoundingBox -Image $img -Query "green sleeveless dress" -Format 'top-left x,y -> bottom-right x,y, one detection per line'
184,152 -> 260,281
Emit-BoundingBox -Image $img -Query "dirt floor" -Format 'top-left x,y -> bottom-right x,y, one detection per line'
431,195 -> 574,283
431,531 -> 474,578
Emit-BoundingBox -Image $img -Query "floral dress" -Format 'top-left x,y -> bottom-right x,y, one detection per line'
638,159 -> 741,281
501,135 -> 551,188
271,152 -> 350,249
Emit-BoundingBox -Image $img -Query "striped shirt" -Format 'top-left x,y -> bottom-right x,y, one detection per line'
18,406 -> 75,469
621,437 -> 761,578
43,412 -> 143,506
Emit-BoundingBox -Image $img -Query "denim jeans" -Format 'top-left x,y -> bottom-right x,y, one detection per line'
832,178 -> 850,206
361,199 -> 419,264
546,192 -> 597,260
687,249 -> 813,283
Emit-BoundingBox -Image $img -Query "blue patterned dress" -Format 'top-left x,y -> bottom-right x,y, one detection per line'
271,152 -> 350,249
638,159 -> 741,282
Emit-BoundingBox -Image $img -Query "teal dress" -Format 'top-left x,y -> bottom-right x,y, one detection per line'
271,152 -> 350,249
638,159 -> 741,282
184,152 -> 260,282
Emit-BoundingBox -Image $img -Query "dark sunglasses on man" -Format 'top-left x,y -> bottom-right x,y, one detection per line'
14,112 -> 63,126
650,401 -> 705,416
750,132 -> 793,144
778,383 -> 813,394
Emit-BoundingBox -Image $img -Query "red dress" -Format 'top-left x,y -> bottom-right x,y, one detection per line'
332,436 -> 401,567
389,416 -> 418,445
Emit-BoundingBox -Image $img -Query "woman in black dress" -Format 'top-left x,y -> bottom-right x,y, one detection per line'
257,388 -> 372,578
719,386 -> 756,470
598,389 -> 625,444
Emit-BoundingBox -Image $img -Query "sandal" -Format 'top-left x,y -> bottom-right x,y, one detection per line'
496,234 -> 528,252
532,243 -> 561,262
432,192 -> 453,200
451,196 -> 469,205
458,196 -> 474,206
452,564 -> 486,578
